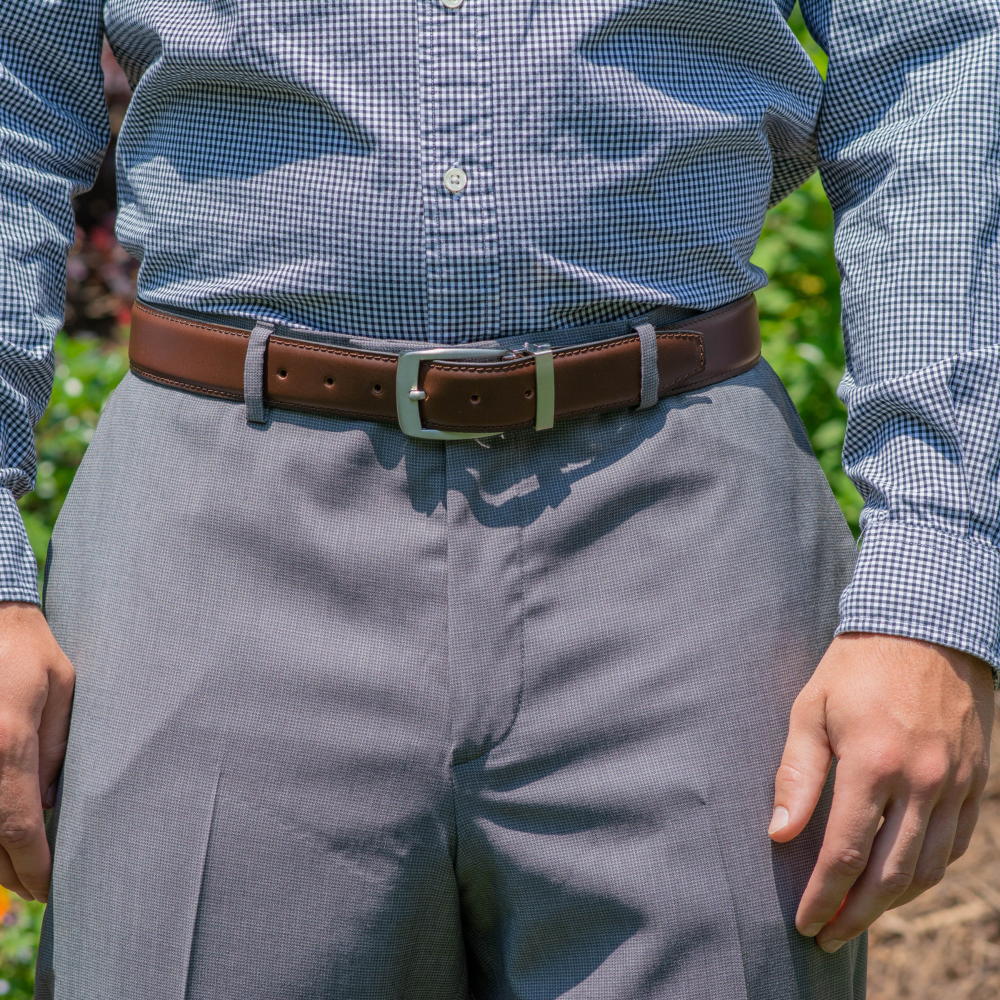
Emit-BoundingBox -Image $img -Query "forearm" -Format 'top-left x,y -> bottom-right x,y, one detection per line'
0,0 -> 109,594
800,0 -> 1000,671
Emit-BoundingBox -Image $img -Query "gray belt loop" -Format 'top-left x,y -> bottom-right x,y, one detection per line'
633,322 -> 659,410
244,321 -> 274,425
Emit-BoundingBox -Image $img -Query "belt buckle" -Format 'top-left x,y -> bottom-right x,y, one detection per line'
395,347 -> 507,440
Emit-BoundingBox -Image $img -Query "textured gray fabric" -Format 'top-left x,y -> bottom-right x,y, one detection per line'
39,358 -> 863,1000
634,322 -> 659,410
243,321 -> 274,425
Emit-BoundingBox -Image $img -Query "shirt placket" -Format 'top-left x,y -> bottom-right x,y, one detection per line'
419,0 -> 498,343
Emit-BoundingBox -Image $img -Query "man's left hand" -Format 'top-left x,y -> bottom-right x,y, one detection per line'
769,632 -> 994,952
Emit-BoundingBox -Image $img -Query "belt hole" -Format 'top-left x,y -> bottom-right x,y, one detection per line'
277,368 -> 288,379
372,383 -> 382,395
525,388 -> 534,399
325,376 -> 334,387
470,394 -> 480,404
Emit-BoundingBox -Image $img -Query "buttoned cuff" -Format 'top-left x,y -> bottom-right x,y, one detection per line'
837,519 -> 1000,687
0,489 -> 41,605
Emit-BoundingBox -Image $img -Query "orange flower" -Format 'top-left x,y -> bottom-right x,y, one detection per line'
0,885 -> 9,922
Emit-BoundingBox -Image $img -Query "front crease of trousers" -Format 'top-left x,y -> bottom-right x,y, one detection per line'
37,357 -> 864,1000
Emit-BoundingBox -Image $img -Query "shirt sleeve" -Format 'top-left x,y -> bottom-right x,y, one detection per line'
798,0 -> 1000,677
0,1 -> 108,602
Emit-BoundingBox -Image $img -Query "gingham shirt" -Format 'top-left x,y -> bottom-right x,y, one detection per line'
1,1 -> 999,672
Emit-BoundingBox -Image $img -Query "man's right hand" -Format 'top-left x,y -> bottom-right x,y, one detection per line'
0,601 -> 75,903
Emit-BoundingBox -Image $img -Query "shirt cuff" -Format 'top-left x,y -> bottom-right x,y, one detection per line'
0,489 -> 41,605
837,519 -> 1000,687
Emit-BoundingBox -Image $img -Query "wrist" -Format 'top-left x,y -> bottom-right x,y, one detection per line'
0,600 -> 44,622
839,631 -> 994,688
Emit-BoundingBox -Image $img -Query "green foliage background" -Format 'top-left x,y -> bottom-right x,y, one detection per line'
1,6 -> 858,992
0,896 -> 45,998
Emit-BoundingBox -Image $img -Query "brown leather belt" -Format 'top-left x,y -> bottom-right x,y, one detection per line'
129,296 -> 761,439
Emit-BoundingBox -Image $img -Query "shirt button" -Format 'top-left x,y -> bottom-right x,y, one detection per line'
442,167 -> 468,194
441,0 -> 464,8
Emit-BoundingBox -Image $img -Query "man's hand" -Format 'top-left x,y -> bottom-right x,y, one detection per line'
0,601 -> 75,903
770,632 -> 994,952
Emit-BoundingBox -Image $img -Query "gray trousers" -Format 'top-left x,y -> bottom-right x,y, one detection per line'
37,354 -> 863,999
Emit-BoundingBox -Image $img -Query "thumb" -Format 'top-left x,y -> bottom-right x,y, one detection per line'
769,688 -> 833,843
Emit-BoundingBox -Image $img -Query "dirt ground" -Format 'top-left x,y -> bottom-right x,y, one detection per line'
867,693 -> 1000,998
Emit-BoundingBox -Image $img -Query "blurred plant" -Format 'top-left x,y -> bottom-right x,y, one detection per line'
17,334 -> 130,567
0,889 -> 45,999
64,218 -> 137,337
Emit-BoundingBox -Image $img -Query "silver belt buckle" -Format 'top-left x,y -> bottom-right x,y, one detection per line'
395,347 -> 507,440
395,344 -> 556,440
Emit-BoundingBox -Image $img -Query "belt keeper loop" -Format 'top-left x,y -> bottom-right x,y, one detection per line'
633,322 -> 659,410
244,321 -> 274,425
526,344 -> 555,431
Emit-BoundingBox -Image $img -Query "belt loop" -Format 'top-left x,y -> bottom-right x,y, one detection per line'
633,322 -> 659,410
244,321 -> 274,425
526,343 -> 555,431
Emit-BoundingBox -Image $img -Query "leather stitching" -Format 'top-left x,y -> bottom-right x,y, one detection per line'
270,337 -> 398,364
426,358 -> 535,374
133,302 -> 250,340
130,363 -> 244,400
133,363 -> 397,420
659,335 -> 704,388
554,331 -> 700,362
670,354 -> 760,392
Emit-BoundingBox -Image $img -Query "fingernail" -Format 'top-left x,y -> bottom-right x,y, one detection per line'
768,806 -> 789,836
819,940 -> 845,954
800,923 -> 824,938
44,784 -> 56,809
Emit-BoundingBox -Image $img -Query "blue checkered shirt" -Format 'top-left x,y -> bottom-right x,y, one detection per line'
1,1 -> 999,673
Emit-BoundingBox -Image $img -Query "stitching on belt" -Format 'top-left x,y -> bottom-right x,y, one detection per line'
672,355 -> 760,392
555,331 -> 701,362
129,364 -> 243,400
270,338 -> 397,363
133,303 -> 251,339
